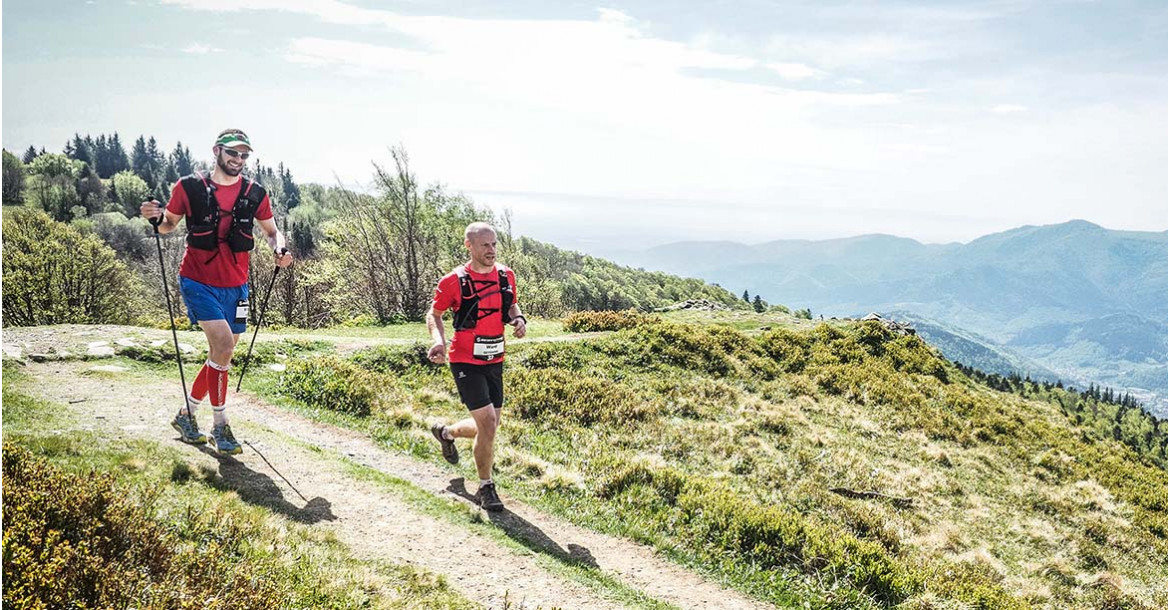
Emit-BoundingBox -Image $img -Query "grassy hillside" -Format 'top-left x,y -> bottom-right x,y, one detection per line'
246,311 -> 1166,609
607,221 -> 1169,415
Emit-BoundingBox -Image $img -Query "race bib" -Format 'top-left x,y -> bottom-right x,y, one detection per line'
235,299 -> 249,324
473,335 -> 505,360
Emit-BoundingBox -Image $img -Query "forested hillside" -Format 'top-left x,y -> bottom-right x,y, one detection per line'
2,136 -> 743,330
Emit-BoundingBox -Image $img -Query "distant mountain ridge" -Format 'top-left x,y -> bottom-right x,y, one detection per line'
604,220 -> 1169,416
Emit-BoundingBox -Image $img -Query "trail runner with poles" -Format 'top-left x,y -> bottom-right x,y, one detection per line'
141,129 -> 292,455
428,222 -> 527,512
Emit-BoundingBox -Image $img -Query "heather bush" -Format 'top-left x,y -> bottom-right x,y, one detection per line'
508,367 -> 651,425
2,443 -> 285,609
279,355 -> 386,416
562,309 -> 656,332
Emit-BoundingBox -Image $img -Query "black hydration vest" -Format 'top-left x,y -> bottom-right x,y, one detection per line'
179,172 -> 266,259
452,265 -> 514,331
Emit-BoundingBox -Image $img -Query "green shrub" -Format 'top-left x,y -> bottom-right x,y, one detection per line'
2,208 -> 139,327
758,328 -> 811,372
562,309 -> 656,332
279,355 -> 387,416
2,443 -> 285,609
514,341 -> 586,370
676,483 -> 920,606
595,458 -> 688,506
350,342 -> 433,375
604,322 -> 758,376
508,367 -> 651,425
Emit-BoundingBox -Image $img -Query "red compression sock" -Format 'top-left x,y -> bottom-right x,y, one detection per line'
207,360 -> 230,408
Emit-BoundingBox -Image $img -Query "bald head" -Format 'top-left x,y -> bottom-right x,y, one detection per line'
464,222 -> 496,243
464,222 -> 498,271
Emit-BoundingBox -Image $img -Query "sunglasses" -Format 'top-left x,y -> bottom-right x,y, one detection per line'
219,147 -> 251,160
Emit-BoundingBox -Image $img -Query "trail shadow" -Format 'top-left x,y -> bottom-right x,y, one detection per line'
190,442 -> 336,524
447,477 -> 598,569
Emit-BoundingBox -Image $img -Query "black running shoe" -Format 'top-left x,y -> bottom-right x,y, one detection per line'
476,482 -> 504,512
431,423 -> 459,464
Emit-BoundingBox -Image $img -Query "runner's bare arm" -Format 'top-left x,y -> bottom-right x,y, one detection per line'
426,305 -> 448,363
257,217 -> 292,267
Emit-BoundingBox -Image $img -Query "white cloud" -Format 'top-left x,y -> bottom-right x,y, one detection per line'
182,43 -> 222,54
766,62 -> 828,80
140,0 -> 1164,243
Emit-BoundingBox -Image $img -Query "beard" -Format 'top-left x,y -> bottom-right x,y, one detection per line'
216,155 -> 243,176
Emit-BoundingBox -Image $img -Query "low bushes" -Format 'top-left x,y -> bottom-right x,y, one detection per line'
2,443 -> 285,609
562,309 -> 656,332
603,321 -> 760,376
279,355 -> 387,416
588,453 -> 1031,609
350,342 -> 433,375
508,367 -> 651,425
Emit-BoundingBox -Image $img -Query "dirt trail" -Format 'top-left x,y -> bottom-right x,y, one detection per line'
6,327 -> 773,610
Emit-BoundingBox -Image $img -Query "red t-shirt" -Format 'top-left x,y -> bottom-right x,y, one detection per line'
166,177 -> 273,288
432,264 -> 519,365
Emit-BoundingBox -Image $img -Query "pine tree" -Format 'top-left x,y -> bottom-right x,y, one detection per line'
170,142 -> 193,176
742,290 -> 750,303
65,133 -> 95,167
146,137 -> 166,186
109,133 -> 130,174
83,135 -> 97,166
22,145 -> 38,164
131,136 -> 151,185
94,134 -> 112,178
280,163 -> 301,210
752,294 -> 766,313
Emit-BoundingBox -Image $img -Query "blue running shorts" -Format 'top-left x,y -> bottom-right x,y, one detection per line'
180,277 -> 250,334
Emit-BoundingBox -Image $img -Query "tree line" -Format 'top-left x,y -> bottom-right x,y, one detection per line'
954,362 -> 1167,467
3,132 -> 301,223
3,137 -> 746,333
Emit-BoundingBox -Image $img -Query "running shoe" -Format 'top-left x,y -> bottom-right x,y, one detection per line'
476,482 -> 504,512
210,424 -> 243,455
171,413 -> 207,444
431,423 -> 459,464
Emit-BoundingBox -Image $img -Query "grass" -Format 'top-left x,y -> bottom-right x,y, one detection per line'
9,310 -> 1166,609
271,316 -> 569,342
249,316 -> 1167,610
1,364 -> 479,610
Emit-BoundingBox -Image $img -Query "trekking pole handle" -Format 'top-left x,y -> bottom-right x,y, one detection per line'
147,201 -> 163,231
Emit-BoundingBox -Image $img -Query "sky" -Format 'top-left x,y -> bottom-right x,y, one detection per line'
3,0 -> 1166,252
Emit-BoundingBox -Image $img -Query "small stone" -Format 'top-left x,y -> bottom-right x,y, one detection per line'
150,340 -> 168,347
2,344 -> 22,359
115,338 -> 139,347
87,341 -> 110,348
268,363 -> 287,372
177,343 -> 196,354
29,353 -> 52,363
87,346 -> 116,357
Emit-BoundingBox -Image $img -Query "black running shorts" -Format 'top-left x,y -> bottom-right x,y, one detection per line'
449,362 -> 503,411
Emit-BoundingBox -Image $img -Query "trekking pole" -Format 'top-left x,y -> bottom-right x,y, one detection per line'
235,250 -> 287,392
149,203 -> 191,417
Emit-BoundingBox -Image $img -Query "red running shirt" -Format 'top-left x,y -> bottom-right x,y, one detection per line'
166,178 -> 273,288
432,264 -> 519,365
